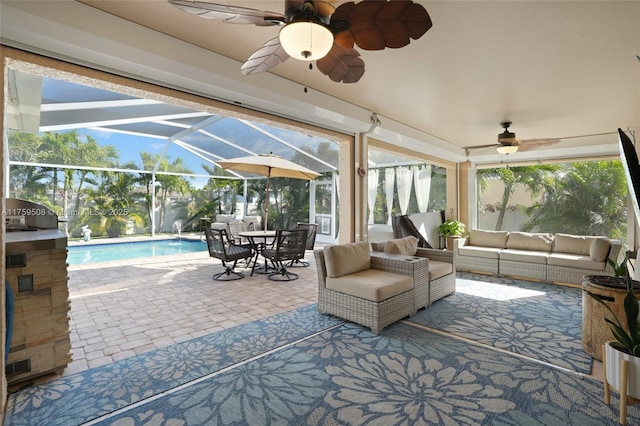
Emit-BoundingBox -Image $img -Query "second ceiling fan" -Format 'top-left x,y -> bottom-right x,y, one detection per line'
468,121 -> 560,155
169,0 -> 433,83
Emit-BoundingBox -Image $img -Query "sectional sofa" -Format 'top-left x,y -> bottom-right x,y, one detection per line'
453,229 -> 622,285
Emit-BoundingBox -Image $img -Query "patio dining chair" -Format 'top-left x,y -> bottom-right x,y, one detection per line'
227,221 -> 251,245
204,228 -> 254,281
261,228 -> 308,281
288,222 -> 317,267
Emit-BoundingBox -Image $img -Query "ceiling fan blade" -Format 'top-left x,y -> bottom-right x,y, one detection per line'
241,38 -> 289,75
517,138 -> 561,152
312,1 -> 336,18
285,0 -> 336,19
316,43 -> 365,83
466,144 -> 500,151
169,0 -> 284,26
331,0 -> 432,51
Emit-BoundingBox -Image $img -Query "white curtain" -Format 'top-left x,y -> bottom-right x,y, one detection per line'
396,166 -> 413,215
367,169 -> 379,224
385,168 -> 395,225
413,165 -> 432,212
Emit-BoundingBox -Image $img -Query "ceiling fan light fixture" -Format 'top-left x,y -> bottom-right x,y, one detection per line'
279,20 -> 334,61
496,145 -> 518,155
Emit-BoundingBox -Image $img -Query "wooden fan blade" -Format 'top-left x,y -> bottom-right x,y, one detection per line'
313,1 -> 336,18
331,0 -> 432,51
241,38 -> 289,75
285,1 -> 335,19
169,0 -> 284,26
466,144 -> 500,151
517,139 -> 561,152
316,43 -> 365,83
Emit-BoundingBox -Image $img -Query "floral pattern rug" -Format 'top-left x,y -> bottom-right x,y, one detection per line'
3,305 -> 343,426
408,272 -> 593,373
6,277 -> 636,425
87,323 -> 638,425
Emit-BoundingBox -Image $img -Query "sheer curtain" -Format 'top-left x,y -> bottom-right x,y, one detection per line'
367,169 -> 379,224
413,165 -> 432,212
385,168 -> 395,225
396,166 -> 413,215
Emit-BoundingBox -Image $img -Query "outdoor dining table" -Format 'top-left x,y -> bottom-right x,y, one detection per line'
237,230 -> 277,276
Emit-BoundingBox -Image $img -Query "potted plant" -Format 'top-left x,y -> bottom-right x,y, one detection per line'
438,219 -> 465,250
584,260 -> 640,422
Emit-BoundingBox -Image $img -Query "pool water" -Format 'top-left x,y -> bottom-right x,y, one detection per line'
67,239 -> 207,265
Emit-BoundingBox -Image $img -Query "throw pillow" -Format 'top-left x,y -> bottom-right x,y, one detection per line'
324,242 -> 371,278
383,236 -> 419,256
506,232 -> 553,252
553,233 -> 591,255
469,229 -> 509,248
589,237 -> 610,262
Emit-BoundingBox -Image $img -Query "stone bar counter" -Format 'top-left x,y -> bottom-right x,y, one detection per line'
5,229 -> 71,384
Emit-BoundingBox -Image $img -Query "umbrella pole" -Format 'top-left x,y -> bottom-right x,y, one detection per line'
264,168 -> 271,230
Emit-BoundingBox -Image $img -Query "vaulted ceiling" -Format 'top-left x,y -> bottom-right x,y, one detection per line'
1,0 -> 639,164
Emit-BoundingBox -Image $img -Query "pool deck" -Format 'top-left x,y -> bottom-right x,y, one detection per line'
28,234 -> 321,383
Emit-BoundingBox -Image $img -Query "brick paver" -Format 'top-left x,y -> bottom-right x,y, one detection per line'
62,238 -> 319,377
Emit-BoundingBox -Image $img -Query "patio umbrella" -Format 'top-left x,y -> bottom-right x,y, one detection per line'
217,154 -> 321,230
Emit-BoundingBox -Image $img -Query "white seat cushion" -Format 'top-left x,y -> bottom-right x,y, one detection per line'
547,253 -> 606,271
429,260 -> 453,280
458,246 -> 502,259
500,249 -> 549,264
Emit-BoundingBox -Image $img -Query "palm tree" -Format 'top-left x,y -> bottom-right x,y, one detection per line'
72,135 -> 119,215
477,165 -> 558,231
522,161 -> 626,238
138,154 -> 193,232
7,131 -> 49,201
81,165 -> 144,237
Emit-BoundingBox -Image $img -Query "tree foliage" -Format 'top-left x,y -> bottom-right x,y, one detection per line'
522,161 -> 626,238
477,165 -> 558,231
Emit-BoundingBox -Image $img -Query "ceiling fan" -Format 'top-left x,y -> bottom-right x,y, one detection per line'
467,121 -> 560,155
168,0 -> 433,83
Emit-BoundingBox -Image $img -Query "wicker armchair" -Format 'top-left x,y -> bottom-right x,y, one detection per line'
371,241 -> 456,308
315,242 -> 417,334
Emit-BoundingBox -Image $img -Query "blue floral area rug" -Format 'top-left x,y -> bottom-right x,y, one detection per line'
408,272 -> 593,373
92,323 -> 638,425
4,304 -> 343,426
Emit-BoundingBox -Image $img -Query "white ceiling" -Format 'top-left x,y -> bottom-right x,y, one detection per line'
2,0 -> 640,164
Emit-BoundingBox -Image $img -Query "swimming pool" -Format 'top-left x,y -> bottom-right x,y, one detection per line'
67,239 -> 207,265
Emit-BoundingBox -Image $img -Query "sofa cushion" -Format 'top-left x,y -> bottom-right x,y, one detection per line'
428,260 -> 454,280
458,245 -> 502,259
324,242 -> 371,278
242,215 -> 262,230
326,269 -> 413,302
553,233 -> 592,255
506,232 -> 553,252
500,249 -> 549,264
469,229 -> 508,248
383,236 -> 419,256
547,253 -> 607,271
215,214 -> 235,223
589,237 -> 611,262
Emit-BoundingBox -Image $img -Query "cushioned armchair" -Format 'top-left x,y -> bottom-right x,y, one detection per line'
371,236 -> 456,308
204,228 -> 254,281
262,229 -> 308,281
315,242 -> 418,334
